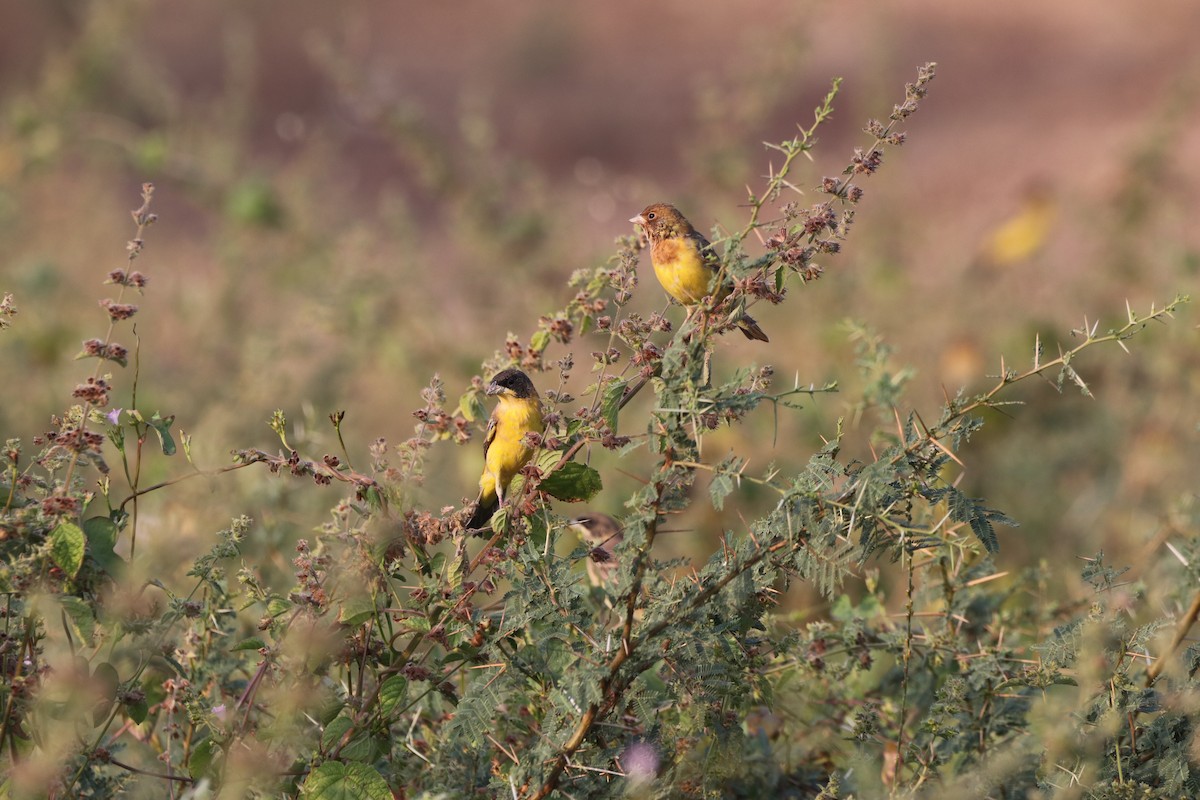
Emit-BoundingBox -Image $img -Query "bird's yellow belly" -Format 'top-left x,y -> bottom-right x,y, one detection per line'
479,402 -> 543,501
653,242 -> 718,305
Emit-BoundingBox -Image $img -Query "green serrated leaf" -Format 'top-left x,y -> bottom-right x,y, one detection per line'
49,522 -> 85,579
320,715 -> 353,751
601,380 -> 626,432
535,449 -> 563,471
267,596 -> 292,617
529,329 -> 551,353
446,555 -> 464,590
540,462 -> 603,502
148,413 -> 176,455
300,760 -> 391,799
378,675 -> 408,717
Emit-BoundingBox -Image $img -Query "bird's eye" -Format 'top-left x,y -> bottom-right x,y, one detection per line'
647,212 -> 656,220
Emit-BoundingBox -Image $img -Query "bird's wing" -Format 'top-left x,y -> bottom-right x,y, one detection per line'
687,229 -> 724,280
482,412 -> 498,461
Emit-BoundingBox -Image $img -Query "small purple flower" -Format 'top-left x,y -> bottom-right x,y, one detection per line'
106,408 -> 123,425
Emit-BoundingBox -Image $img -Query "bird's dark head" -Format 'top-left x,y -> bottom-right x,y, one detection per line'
486,368 -> 538,400
630,203 -> 689,240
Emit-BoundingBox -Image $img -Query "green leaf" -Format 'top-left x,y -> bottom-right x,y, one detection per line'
529,329 -> 551,353
601,380 -> 626,432
709,455 -> 745,511
709,473 -> 734,511
126,696 -> 149,724
82,516 -> 118,551
188,738 -> 218,780
300,761 -> 391,799
378,675 -> 408,717
539,462 -> 603,503
148,413 -> 176,455
321,715 -> 353,751
338,594 -> 376,627
446,555 -> 464,590
83,516 -> 124,576
233,637 -> 266,652
59,596 -> 96,644
267,596 -> 293,617
459,390 -> 486,424
48,522 -> 85,579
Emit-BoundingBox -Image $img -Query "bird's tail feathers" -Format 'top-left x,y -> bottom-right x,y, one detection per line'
466,496 -> 499,533
737,315 -> 770,342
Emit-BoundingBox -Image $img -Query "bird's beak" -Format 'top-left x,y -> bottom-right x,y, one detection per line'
629,214 -> 646,226
485,381 -> 503,396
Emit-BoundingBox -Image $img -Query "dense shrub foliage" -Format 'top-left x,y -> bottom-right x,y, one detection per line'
2,63 -> 1197,800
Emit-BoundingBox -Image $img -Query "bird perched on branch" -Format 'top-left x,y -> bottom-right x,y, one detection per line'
630,203 -> 768,342
567,512 -> 624,588
466,368 -> 545,531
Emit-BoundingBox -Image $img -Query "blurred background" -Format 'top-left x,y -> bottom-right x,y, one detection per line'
1,0 -> 1197,602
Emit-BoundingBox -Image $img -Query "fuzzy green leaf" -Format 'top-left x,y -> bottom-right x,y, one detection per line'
48,522 -> 85,579
540,462 -> 603,502
300,761 -> 391,800
601,380 -> 627,432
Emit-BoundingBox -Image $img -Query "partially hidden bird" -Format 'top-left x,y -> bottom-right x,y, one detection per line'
567,512 -> 624,588
630,202 -> 768,342
466,368 -> 545,531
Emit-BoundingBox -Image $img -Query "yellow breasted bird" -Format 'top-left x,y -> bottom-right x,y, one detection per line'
976,183 -> 1057,273
466,368 -> 545,531
630,203 -> 768,342
567,512 -> 624,588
